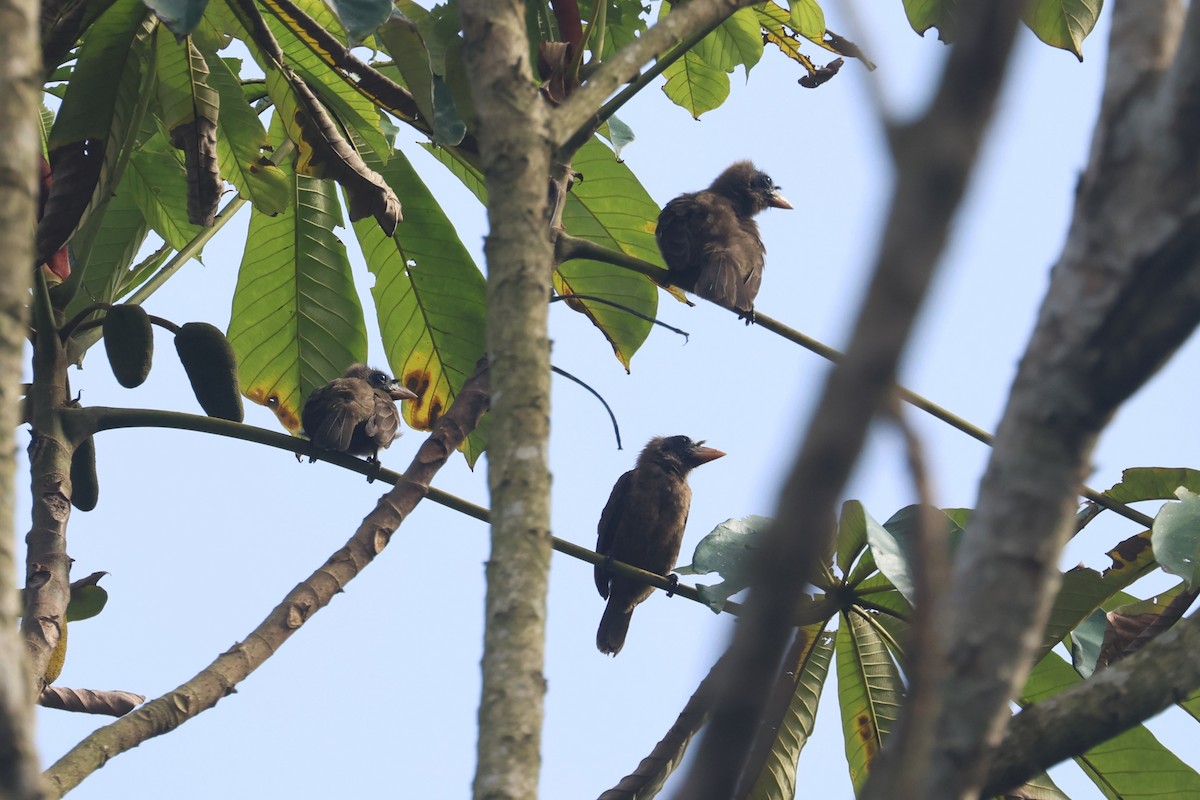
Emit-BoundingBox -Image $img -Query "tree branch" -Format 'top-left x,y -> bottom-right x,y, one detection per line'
983,614 -> 1200,796
41,363 -> 491,797
923,1 -> 1200,795
0,0 -> 44,784
551,0 -> 761,155
457,3 -> 555,798
675,4 -> 1022,797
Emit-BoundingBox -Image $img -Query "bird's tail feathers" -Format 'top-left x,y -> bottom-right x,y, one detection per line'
596,602 -> 634,656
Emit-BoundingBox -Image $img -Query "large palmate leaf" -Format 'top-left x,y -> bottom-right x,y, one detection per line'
124,131 -> 208,250
39,0 -> 156,265
1022,653 -> 1200,796
203,54 -> 291,215
557,137 -> 659,370
836,611 -> 902,793
227,165 -> 367,433
63,185 -> 151,325
353,149 -> 489,466
744,625 -> 837,800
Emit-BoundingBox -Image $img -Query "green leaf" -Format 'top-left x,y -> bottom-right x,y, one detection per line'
693,7 -> 763,76
661,49 -> 730,118
744,626 -> 837,800
144,0 -> 211,36
836,500 -> 870,575
788,0 -> 825,39
1152,487 -> 1200,587
326,0 -> 392,42
675,515 -> 772,611
64,182 -> 150,327
902,0 -> 956,42
1022,653 -> 1200,795
557,136 -> 659,370
124,132 -> 208,250
1037,528 -> 1158,662
867,505 -> 965,605
227,164 -> 368,434
597,115 -> 635,160
1068,608 -> 1107,679
204,55 -> 291,215
353,148 -> 490,466
66,584 -> 109,622
1103,467 -> 1200,504
836,611 -> 902,793
40,0 -> 155,263
1021,0 -> 1103,61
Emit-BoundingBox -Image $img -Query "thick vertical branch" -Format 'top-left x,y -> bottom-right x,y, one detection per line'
458,4 -> 555,800
923,1 -> 1200,796
0,0 -> 44,789
674,4 -> 1021,798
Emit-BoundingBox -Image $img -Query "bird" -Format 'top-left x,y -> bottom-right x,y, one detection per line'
301,364 -> 418,470
656,161 -> 792,320
595,435 -> 725,656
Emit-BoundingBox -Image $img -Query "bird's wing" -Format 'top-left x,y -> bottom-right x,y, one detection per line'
657,193 -> 710,285
595,469 -> 636,598
363,389 -> 401,449
304,379 -> 373,452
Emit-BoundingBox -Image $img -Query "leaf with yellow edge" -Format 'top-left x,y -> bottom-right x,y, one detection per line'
227,131 -> 367,433
353,148 -> 489,466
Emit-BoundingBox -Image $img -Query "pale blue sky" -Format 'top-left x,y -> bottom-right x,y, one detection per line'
28,3 -> 1200,798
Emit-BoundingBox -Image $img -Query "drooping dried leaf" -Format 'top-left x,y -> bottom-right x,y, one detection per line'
39,685 -> 145,716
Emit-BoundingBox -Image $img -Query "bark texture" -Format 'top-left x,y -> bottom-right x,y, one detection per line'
922,1 -> 1200,796
0,0 -> 44,789
675,4 -> 1021,798
458,4 -> 554,799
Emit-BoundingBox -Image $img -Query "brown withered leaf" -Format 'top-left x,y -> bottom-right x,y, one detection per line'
1097,586 -> 1200,668
36,139 -> 104,266
537,41 -> 575,105
286,67 -> 402,235
171,116 -> 222,226
39,685 -> 145,716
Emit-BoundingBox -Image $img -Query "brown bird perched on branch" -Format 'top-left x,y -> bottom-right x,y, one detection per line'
301,364 -> 417,471
656,161 -> 792,320
595,435 -> 725,656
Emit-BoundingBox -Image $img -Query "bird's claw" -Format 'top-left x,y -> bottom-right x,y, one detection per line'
737,308 -> 757,326
365,456 -> 382,484
666,573 -> 679,598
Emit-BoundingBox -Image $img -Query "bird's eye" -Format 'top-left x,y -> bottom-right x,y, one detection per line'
370,370 -> 390,387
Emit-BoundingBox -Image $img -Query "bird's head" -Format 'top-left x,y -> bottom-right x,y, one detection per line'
343,363 -> 418,401
641,435 -> 726,475
708,161 -> 793,218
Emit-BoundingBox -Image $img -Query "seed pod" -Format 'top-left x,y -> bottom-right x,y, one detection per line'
102,305 -> 153,388
174,322 -> 244,422
70,435 -> 99,512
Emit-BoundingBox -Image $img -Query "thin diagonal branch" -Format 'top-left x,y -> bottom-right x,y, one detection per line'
551,0 -> 760,153
41,364 -> 490,797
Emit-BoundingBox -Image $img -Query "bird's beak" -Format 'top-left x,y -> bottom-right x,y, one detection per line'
768,191 -> 793,210
690,446 -> 726,466
388,382 -> 418,401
